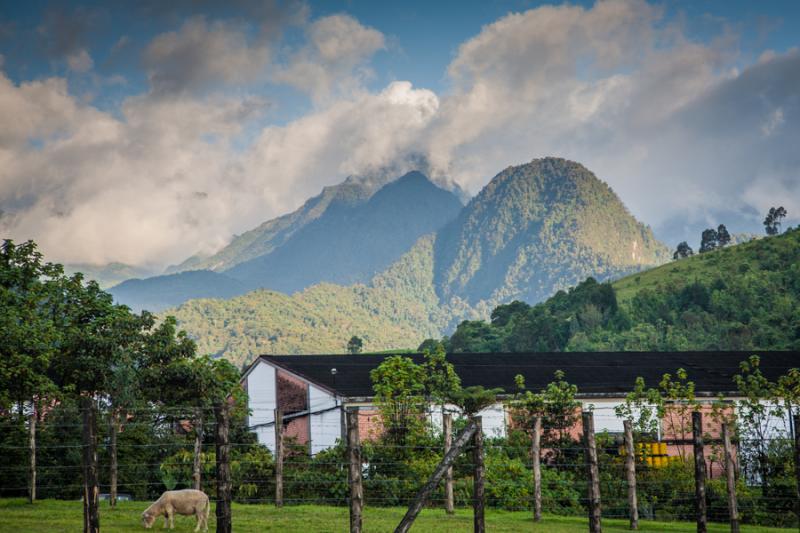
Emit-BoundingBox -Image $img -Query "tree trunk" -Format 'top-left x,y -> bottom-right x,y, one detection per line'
443,412 -> 454,515
215,402 -> 232,533
28,406 -> 36,504
623,420 -> 638,530
110,410 -> 120,508
532,416 -> 542,522
81,397 -> 100,533
193,409 -> 204,491
692,411 -> 707,533
793,414 -> 800,531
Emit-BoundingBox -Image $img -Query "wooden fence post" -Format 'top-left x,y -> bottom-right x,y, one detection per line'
692,411 -> 707,533
793,414 -> 800,532
473,415 -> 485,533
721,423 -> 739,533
395,420 -> 479,533
583,411 -> 601,533
443,412 -> 454,515
347,408 -> 363,533
532,416 -> 542,522
192,408 -> 204,491
275,408 -> 284,508
623,420 -> 638,530
28,408 -> 36,504
81,397 -> 100,533
215,401 -> 232,533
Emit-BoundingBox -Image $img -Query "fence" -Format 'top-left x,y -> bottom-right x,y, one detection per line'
2,403 -> 800,532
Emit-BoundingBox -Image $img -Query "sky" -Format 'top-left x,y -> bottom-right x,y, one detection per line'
0,0 -> 798,269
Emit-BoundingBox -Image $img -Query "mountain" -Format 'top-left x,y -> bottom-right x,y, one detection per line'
63,262 -> 157,289
109,270 -> 248,313
434,157 -> 670,307
163,157 -> 670,364
112,171 -> 464,311
445,227 -> 800,353
226,171 -> 464,292
169,235 -> 468,366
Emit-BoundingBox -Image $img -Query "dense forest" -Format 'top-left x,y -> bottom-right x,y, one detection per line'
436,227 -> 800,353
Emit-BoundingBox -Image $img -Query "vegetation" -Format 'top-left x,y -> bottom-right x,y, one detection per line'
440,227 -> 800,353
3,500 -> 793,533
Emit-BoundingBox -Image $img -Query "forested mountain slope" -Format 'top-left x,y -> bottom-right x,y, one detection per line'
443,228 -> 800,353
434,157 -> 670,307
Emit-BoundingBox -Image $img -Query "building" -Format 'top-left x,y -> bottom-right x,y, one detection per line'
242,351 -> 799,462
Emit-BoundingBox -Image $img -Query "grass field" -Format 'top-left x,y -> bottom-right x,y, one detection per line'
0,499 -> 793,532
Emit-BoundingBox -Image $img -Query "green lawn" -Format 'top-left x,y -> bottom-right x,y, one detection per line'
0,499 -> 792,532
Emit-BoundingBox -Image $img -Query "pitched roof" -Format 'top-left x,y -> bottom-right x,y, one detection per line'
256,351 -> 800,398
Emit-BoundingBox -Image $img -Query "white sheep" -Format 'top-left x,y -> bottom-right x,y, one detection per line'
141,489 -> 210,531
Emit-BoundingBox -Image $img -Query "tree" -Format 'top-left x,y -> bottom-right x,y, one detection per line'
0,240 -> 63,503
347,335 -> 363,354
673,241 -> 694,260
614,377 -> 665,438
370,356 -> 427,446
716,224 -> 731,247
699,228 -> 718,253
764,206 -> 787,235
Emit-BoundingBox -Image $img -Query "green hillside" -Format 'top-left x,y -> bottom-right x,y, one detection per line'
444,228 -> 800,353
169,235 -> 473,367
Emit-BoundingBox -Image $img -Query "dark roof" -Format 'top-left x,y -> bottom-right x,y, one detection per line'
257,351 -> 800,398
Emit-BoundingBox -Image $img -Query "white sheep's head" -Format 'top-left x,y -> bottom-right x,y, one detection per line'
142,511 -> 156,529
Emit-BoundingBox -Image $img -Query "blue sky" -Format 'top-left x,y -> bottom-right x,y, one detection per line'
0,1 -> 798,267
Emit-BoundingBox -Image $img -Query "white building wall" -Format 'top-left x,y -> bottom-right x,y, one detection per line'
309,384 -> 341,455
247,362 -> 277,452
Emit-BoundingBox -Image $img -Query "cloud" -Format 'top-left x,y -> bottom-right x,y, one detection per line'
66,49 -> 93,72
142,16 -> 271,95
275,14 -> 385,103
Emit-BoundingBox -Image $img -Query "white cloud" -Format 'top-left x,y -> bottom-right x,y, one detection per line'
143,16 -> 271,94
275,14 -> 385,103
66,48 -> 93,72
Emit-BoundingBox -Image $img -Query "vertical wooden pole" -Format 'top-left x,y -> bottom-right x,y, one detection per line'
347,408 -> 363,533
192,409 -> 204,491
532,416 -> 542,522
793,414 -> 800,532
623,420 -> 638,530
443,412 -> 454,515
692,411 -> 707,533
28,408 -> 36,504
275,408 -> 284,508
472,415 -> 485,533
81,397 -> 100,533
215,402 -> 232,533
583,411 -> 602,533
110,410 -> 119,507
395,421 -> 479,533
721,423 -> 739,533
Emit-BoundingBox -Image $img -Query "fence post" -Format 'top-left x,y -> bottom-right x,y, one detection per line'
81,397 -> 100,533
274,408 -> 284,508
472,415 -> 485,533
532,416 -> 542,522
192,408 -> 204,491
215,401 -> 232,533
623,420 -> 638,530
110,410 -> 119,507
583,411 -> 601,533
443,412 -> 455,515
793,414 -> 800,532
347,408 -> 363,533
721,423 -> 739,533
395,419 -> 479,533
692,411 -> 707,533
28,408 -> 36,504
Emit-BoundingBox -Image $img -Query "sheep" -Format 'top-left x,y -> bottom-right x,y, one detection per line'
141,489 -> 210,531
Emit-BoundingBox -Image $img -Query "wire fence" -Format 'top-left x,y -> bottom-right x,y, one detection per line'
1,403 -> 799,531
